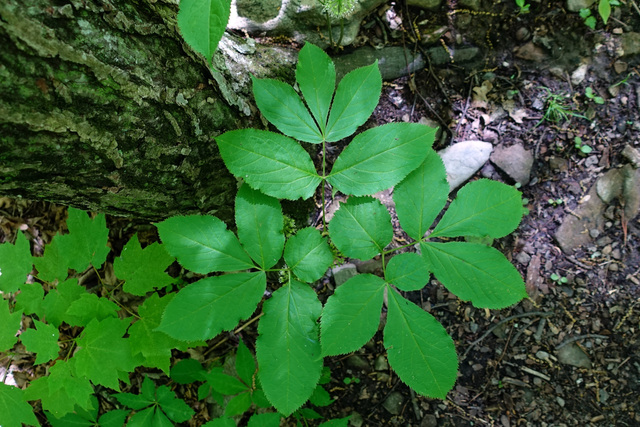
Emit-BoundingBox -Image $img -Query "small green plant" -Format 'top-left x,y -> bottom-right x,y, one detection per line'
515,0 -> 530,14
343,376 -> 361,385
579,0 -> 619,29
539,89 -> 583,125
584,87 -> 605,104
574,136 -> 593,155
548,198 -> 563,207
550,273 -> 568,285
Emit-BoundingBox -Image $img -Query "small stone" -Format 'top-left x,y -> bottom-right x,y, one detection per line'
611,248 -> 622,260
567,0 -> 596,12
514,42 -> 547,61
490,143 -> 534,185
620,32 -> 640,57
332,263 -> 358,286
602,245 -> 613,255
596,169 -> 624,203
374,355 -> 389,371
347,355 -> 370,371
589,228 -> 600,238
622,145 -> 640,168
536,350 -> 550,360
382,391 -> 405,415
608,263 -> 619,271
549,156 -> 569,172
516,27 -> 531,41
421,414 -> 438,427
438,141 -> 493,191
349,412 -> 364,427
557,396 -> 566,407
557,342 -> 591,368
516,252 -> 531,265
614,60 -> 628,74
571,63 -> 589,86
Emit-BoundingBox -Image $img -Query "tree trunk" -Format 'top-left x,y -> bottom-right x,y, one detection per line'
0,0 -> 298,221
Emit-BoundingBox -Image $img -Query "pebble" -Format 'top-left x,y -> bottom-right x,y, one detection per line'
557,396 -> 566,407
421,414 -> 438,427
609,263 -> 619,271
589,229 -> 600,238
612,248 -> 621,259
536,350 -> 550,361
374,355 -> 389,371
349,412 -> 364,427
382,391 -> 405,415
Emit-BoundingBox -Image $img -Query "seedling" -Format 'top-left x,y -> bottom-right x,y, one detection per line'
574,136 -> 593,155
539,89 -> 583,125
343,377 -> 361,385
548,198 -> 563,207
584,87 -> 605,104
515,0 -> 530,14
550,273 -> 568,284
579,0 -> 619,29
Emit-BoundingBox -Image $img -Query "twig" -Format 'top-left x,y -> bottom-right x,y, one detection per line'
462,311 -> 553,359
630,0 -> 640,18
556,334 -> 609,350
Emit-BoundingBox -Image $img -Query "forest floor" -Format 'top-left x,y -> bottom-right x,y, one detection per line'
1,1 -> 640,426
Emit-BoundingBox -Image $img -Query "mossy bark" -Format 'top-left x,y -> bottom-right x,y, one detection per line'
0,0 -> 298,221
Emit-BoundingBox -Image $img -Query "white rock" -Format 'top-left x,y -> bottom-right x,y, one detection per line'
571,63 -> 589,86
438,141 -> 493,191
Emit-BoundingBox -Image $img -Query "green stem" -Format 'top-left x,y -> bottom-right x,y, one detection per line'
321,140 -> 327,232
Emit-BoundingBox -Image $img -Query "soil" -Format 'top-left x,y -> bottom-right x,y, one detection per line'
1,1 -> 639,426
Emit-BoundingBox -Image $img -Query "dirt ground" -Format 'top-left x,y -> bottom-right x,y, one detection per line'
1,0 -> 639,426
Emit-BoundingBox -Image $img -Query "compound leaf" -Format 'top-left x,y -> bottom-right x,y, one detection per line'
216,129 -> 321,200
0,383 -> 40,427
0,231 -> 31,293
421,242 -> 528,309
325,62 -> 381,142
158,272 -> 266,341
320,274 -> 385,356
384,288 -> 458,398
74,317 -> 135,390
327,123 -> 435,196
329,197 -> 392,260
57,208 -> 109,272
115,376 -> 155,410
177,0 -> 231,63
257,280 -> 322,416
126,407 -> 155,427
20,320 -> 59,365
156,215 -> 254,273
114,234 -> 175,296
252,77 -> 322,143
393,150 -> 448,240
99,410 -> 130,427
430,179 -> 523,239
156,385 -> 195,423
203,367 -> 249,395
296,43 -> 335,132
236,185 -> 285,270
0,300 -> 21,352
225,392 -> 252,416
385,252 -> 431,292
284,227 -> 334,282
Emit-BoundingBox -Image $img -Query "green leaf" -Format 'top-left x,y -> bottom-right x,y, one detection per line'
430,179 -> 523,239
236,185 -> 285,269
257,280 -> 322,416
247,413 -> 281,427
385,253 -> 430,291
156,215 -> 254,273
156,385 -> 195,423
329,197 -> 392,260
99,410 -> 130,427
63,293 -> 119,327
177,0 -> 231,62
129,294 -> 184,374
171,358 -> 207,384
14,283 -> 44,316
327,123 -> 435,196
284,227 -> 334,282
598,0 -> 611,23
216,129 -> 322,200
57,208 -> 110,272
204,368 -> 249,395
0,300 -> 21,352
74,317 -> 135,390
115,377 -> 155,410
321,274 -> 385,356
393,150 -> 449,240
157,272 -> 266,341
20,320 -> 59,365
252,77 -> 322,143
114,234 -> 175,296
384,288 -> 458,399
325,62 -> 382,142
319,417 -> 352,427
225,392 -> 252,416
0,382 -> 41,427
0,231 -> 31,292
308,383 -> 333,407
126,406 -> 155,427
420,242 -> 528,309
42,278 -> 85,328
204,417 -> 237,427
296,43 -> 335,132
235,340 -> 256,386
33,237 -> 68,282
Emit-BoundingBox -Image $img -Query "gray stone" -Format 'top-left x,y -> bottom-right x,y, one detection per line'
349,412 -> 364,427
236,0 -> 282,23
427,46 -> 480,65
459,0 -> 481,10
407,0 -> 442,9
490,143 -> 534,185
374,355 -> 389,371
333,47 -> 425,81
438,141 -> 493,191
347,355 -> 370,371
566,0 -> 596,12
622,144 -> 640,168
570,63 -> 589,86
421,414 -> 438,427
622,164 -> 640,220
557,342 -> 592,368
555,186 -> 606,253
596,168 -> 623,203
620,32 -> 640,57
382,391 -> 405,415
332,263 -> 358,286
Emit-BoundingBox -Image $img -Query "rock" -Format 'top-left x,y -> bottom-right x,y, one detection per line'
382,391 -> 405,415
349,412 -> 364,427
438,141 -> 493,191
427,46 -> 481,65
566,0 -> 596,12
332,263 -> 358,286
596,168 -> 624,203
514,42 -> 547,61
490,143 -> 534,185
459,0 -> 481,10
374,355 -> 389,371
622,164 -> 640,220
570,63 -> 589,86
347,355 -> 370,371
557,342 -> 592,368
236,0 -> 282,23
620,32 -> 640,57
549,156 -> 569,172
622,144 -> 640,168
333,47 -> 425,81
406,0 -> 442,9
421,414 -> 438,427
555,186 -> 606,253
